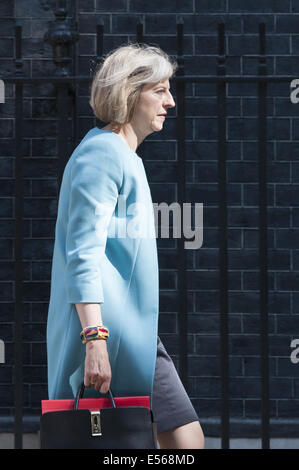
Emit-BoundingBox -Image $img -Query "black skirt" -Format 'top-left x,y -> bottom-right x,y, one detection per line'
151,336 -> 200,434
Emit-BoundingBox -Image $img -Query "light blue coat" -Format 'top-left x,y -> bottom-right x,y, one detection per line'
46,127 -> 159,407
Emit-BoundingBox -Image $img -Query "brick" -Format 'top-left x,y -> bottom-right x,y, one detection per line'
243,271 -> 275,291
194,248 -> 218,269
243,356 -> 276,376
159,270 -> 176,290
243,184 -> 274,206
32,261 -> 52,280
244,399 -> 277,417
278,399 -> 299,416
23,323 -> 47,343
23,365 -> 47,383
243,15 -> 275,33
16,0 -> 55,18
277,14 -> 299,33
276,56 -> 299,75
23,240 -> 54,263
294,379 -> 299,398
194,290 -> 219,313
144,161 -> 178,182
23,197 -> 57,218
112,14 -> 145,34
78,0 -> 95,12
228,207 -> 259,227
277,314 -> 299,334
229,377 -> 260,398
78,13 -> 110,34
189,313 -> 220,333
31,220 -> 56,238
293,121 -> 299,140
0,120 -> 13,138
278,357 -> 299,377
277,143 -> 299,161
0,98 -> 18,119
30,383 -> 48,406
95,0 -> 125,11
195,335 -> 220,355
188,376 -> 220,398
270,378 -> 293,398
32,179 -> 58,197
242,98 -> 274,117
194,36 -> 218,55
292,163 -> 299,183
242,56 -> 274,75
30,19 -> 52,38
78,34 -> 95,56
191,397 -> 221,415
158,313 -> 177,333
0,385 -> 14,406
145,14 -> 177,34
189,356 -> 221,376
0,0 -> 14,17
195,0 -> 226,12
229,0 -> 290,13
131,0 -> 193,13
182,14 -> 242,34
229,35 -> 260,55
0,39 -> 13,58
244,228 -> 274,248
277,228 -> 299,248
243,313 -> 276,334
159,290 -> 179,311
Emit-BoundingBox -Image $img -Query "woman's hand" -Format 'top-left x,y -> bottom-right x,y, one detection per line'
84,339 -> 112,394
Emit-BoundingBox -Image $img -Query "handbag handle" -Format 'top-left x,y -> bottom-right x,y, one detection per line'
74,381 -> 117,410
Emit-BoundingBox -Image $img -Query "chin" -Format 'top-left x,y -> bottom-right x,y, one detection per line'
154,123 -> 164,132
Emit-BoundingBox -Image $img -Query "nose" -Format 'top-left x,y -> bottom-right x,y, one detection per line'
164,91 -> 176,109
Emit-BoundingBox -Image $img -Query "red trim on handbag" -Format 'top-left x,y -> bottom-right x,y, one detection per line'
41,396 -> 151,414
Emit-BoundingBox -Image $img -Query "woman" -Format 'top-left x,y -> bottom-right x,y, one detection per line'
47,42 -> 204,449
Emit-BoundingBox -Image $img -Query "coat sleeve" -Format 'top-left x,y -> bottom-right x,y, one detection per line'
64,139 -> 123,304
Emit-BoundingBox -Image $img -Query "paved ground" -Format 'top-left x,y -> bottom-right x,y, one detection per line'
0,433 -> 298,449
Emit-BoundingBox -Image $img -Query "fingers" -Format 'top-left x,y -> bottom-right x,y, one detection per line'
84,373 -> 111,394
84,343 -> 112,394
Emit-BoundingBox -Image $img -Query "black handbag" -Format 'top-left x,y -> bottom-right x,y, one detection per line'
40,382 -> 158,449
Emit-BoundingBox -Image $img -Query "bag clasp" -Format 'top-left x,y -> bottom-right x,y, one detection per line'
90,411 -> 102,436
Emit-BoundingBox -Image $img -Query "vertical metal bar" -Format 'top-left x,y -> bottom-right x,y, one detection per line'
95,18 -> 104,131
45,0 -> 75,195
136,18 -> 143,44
56,84 -> 70,195
176,17 -> 188,389
71,0 -> 78,150
96,18 -> 104,62
14,23 -> 24,450
258,22 -> 270,449
217,22 -> 230,449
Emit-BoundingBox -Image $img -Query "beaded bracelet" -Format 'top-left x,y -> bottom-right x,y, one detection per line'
80,325 -> 109,345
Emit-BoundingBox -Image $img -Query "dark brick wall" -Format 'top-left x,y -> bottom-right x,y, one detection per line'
1,0 -> 299,438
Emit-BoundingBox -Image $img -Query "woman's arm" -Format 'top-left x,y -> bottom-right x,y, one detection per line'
64,139 -> 123,393
75,302 -> 112,394
75,302 -> 104,328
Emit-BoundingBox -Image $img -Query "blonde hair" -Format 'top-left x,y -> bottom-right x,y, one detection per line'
89,42 -> 178,125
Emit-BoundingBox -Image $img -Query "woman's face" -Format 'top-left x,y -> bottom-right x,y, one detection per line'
132,78 -> 175,136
